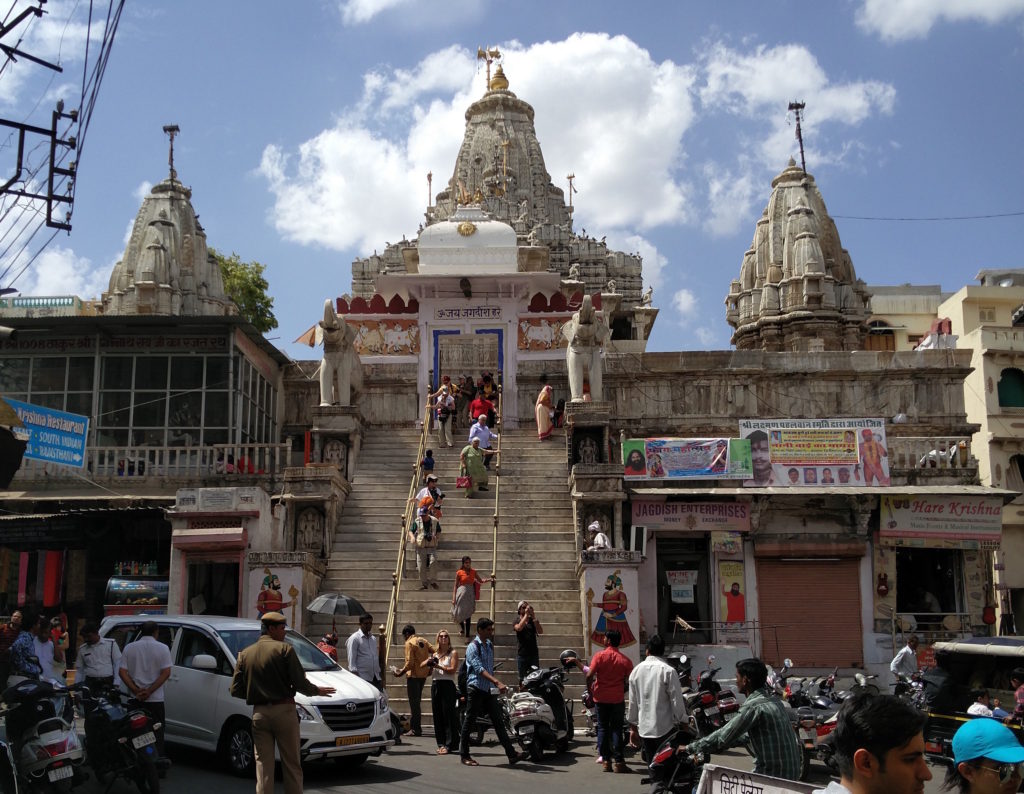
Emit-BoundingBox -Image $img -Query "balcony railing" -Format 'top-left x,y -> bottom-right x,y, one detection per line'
12,443 -> 295,484
887,436 -> 971,470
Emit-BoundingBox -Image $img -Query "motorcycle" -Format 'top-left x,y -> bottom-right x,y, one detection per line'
507,654 -> 575,761
1,679 -> 86,792
0,739 -> 18,793
794,702 -> 840,780
894,671 -> 926,710
640,721 -> 706,794
74,684 -> 160,794
766,657 -> 793,698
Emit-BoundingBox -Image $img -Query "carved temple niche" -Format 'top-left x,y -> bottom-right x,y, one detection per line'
572,428 -> 605,466
295,506 -> 325,556
321,438 -> 349,479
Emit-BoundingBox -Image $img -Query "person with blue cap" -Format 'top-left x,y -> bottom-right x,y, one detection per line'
944,717 -> 1024,793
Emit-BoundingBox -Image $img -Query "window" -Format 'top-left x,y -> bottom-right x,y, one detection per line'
998,368 -> 1024,407
175,627 -> 231,675
980,306 -> 997,323
1006,455 -> 1024,492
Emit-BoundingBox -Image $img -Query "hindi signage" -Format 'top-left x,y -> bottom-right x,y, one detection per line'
696,763 -> 816,794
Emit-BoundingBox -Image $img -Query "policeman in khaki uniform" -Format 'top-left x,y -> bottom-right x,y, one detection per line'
230,612 -> 335,794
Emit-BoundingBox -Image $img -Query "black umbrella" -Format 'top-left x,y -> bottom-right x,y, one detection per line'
306,592 -> 366,631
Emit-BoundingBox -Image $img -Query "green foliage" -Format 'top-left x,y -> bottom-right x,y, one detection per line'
211,248 -> 278,333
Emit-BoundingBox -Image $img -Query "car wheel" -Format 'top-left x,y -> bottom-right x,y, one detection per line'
799,747 -> 811,781
334,754 -> 368,769
220,717 -> 255,777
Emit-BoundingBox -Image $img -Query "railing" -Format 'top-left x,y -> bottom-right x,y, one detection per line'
887,436 -> 971,470
487,385 -> 503,621
382,400 -> 432,671
13,443 -> 294,483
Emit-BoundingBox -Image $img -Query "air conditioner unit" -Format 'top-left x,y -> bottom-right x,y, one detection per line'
628,525 -> 648,556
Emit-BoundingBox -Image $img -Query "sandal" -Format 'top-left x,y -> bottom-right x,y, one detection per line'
461,757 -> 479,766
437,747 -> 448,755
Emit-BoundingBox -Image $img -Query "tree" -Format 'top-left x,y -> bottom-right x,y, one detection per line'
211,248 -> 278,333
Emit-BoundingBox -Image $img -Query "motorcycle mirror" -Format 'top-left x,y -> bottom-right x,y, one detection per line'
783,657 -> 793,668
707,654 -> 716,664
679,654 -> 688,665
855,673 -> 867,686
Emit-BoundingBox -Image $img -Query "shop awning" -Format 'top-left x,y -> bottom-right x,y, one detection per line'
171,526 -> 247,551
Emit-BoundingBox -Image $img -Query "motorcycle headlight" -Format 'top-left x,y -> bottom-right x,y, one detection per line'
378,693 -> 389,713
296,703 -> 319,722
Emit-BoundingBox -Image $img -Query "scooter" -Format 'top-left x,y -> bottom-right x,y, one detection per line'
766,657 -> 793,698
641,721 -> 706,794
507,656 -> 575,761
456,660 -> 512,746
75,684 -> 161,794
0,738 -> 18,793
1,679 -> 86,792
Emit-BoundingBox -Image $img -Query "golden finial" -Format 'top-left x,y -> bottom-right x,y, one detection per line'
489,64 -> 509,91
476,46 -> 502,91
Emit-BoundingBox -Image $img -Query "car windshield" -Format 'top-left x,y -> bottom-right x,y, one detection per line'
216,628 -> 339,672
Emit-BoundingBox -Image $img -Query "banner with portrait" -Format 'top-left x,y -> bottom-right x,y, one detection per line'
623,437 -> 752,480
737,418 -> 890,488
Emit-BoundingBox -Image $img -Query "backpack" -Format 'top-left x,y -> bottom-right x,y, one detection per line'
415,516 -> 437,549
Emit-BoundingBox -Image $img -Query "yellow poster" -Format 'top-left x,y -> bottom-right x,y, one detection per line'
719,560 -> 745,623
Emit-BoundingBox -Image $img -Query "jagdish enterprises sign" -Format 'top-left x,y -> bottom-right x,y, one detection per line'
631,501 -> 750,533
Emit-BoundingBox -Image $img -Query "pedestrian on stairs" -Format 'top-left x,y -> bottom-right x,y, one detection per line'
391,625 -> 434,737
468,414 -> 499,470
452,556 -> 492,638
514,600 -> 543,681
433,389 -> 456,448
409,497 -> 440,590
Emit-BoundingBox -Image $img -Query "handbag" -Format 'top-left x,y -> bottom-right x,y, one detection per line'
456,475 -> 471,489
473,580 -> 482,599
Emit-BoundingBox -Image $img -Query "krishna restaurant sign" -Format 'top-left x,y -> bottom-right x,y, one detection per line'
632,501 -> 750,533
880,495 -> 1003,541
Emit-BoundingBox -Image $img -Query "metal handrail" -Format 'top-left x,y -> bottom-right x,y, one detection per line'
382,399 -> 432,671
487,385 -> 503,620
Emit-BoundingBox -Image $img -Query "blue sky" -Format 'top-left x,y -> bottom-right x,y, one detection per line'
1,0 -> 1022,361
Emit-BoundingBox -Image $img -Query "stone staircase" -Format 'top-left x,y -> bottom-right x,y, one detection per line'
311,423 -> 586,729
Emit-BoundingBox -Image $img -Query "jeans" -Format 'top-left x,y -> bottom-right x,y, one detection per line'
597,701 -> 626,763
431,679 -> 460,750
517,653 -> 539,682
407,677 -> 426,734
459,686 -> 516,760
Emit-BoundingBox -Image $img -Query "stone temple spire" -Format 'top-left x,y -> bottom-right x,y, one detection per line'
725,159 -> 870,351
101,157 -> 237,319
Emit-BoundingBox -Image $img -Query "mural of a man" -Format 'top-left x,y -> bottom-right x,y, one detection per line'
255,568 -> 292,616
591,571 -> 636,649
722,581 -> 746,623
859,429 -> 890,485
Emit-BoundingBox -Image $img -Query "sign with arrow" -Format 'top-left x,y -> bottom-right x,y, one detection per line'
4,398 -> 88,469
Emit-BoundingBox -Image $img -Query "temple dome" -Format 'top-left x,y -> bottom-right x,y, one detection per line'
725,159 -> 870,352
418,205 -> 517,274
101,173 -> 237,318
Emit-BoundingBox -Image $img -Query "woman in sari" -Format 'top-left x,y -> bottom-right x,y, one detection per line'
451,556 -> 490,638
535,385 -> 554,441
459,437 -> 489,496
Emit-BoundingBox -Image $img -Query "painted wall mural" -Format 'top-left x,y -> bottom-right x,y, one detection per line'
517,316 -> 571,351
348,318 -> 420,355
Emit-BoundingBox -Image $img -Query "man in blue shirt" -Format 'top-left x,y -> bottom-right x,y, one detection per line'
7,611 -> 42,684
468,415 -> 498,470
458,617 -> 525,767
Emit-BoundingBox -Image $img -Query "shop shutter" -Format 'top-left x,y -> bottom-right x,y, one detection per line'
756,558 -> 862,668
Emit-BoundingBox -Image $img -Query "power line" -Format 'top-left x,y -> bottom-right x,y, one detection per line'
833,211 -> 1024,222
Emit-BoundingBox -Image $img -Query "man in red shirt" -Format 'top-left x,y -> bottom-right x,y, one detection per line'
0,609 -> 22,684
587,629 -> 634,773
467,395 -> 493,427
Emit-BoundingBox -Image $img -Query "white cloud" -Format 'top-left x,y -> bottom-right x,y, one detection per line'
672,288 -> 698,316
260,34 -> 699,256
337,0 -> 484,26
603,232 -> 668,291
9,245 -> 107,300
856,0 -> 1024,41
338,0 -> 410,25
703,163 -> 758,237
695,327 -> 719,346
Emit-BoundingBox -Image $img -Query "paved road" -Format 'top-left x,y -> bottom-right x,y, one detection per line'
64,732 -> 952,793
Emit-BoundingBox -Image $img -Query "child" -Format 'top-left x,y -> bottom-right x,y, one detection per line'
419,449 -> 435,485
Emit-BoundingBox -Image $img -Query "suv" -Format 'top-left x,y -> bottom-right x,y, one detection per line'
99,615 -> 395,775
921,637 -> 1024,766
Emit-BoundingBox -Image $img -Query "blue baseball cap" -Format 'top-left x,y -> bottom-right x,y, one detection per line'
953,718 -> 1024,765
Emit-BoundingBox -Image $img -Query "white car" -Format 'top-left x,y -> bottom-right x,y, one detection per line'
99,615 -> 395,775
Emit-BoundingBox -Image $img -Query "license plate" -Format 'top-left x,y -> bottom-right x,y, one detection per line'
519,724 -> 535,734
704,707 -> 718,716
48,766 -> 73,782
336,734 -> 370,746
132,732 -> 156,749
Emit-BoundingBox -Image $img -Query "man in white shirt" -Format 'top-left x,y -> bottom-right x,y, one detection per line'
77,622 -> 122,689
32,615 -> 63,685
346,613 -> 381,690
586,520 -> 610,551
626,634 -> 686,766
468,414 -> 498,470
890,635 -> 918,686
967,688 -> 994,717
119,621 -> 172,765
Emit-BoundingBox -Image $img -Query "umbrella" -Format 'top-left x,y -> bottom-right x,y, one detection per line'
306,592 -> 366,631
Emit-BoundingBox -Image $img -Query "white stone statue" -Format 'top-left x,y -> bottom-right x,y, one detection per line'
563,294 -> 609,402
319,299 -> 361,406
641,285 -> 653,306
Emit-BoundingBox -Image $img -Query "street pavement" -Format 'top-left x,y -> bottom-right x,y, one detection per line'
63,730 -> 953,793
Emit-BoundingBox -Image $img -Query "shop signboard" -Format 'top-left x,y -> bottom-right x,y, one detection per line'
738,417 -> 889,488
666,570 -> 698,603
696,763 -> 816,794
880,495 -> 1002,541
5,398 -> 88,468
631,501 -> 750,533
623,437 -> 752,480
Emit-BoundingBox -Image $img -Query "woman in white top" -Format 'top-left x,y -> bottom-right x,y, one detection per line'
423,630 -> 460,754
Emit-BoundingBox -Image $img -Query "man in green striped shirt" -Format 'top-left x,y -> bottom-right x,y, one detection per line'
681,657 -> 802,780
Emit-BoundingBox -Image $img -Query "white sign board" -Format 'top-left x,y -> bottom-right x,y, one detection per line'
696,764 -> 817,794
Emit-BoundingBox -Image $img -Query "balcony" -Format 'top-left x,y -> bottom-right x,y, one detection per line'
10,443 -> 296,489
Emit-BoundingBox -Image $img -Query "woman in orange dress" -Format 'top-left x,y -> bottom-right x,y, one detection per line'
451,556 -> 492,638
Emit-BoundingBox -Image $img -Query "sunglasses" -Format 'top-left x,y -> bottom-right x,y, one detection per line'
980,761 -> 1024,784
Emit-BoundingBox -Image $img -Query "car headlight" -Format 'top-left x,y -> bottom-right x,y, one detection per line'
296,703 -> 319,722
378,692 -> 389,712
